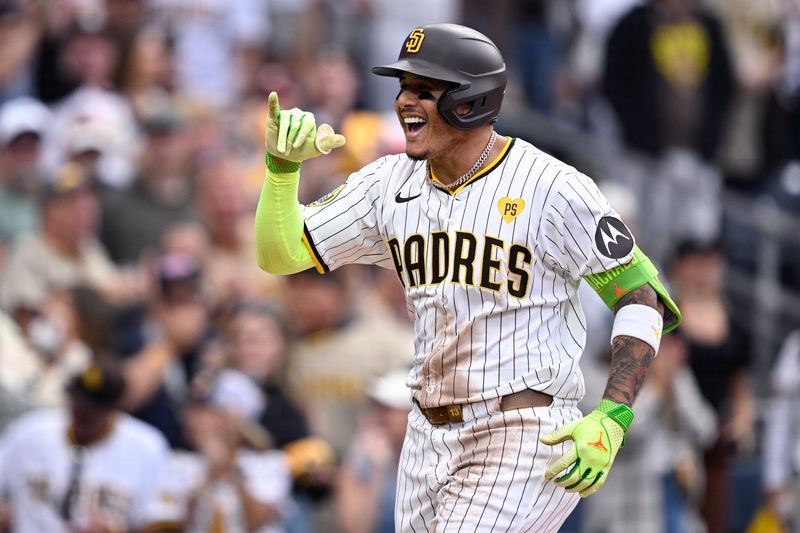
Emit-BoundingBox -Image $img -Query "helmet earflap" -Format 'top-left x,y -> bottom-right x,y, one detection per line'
437,84 -> 506,130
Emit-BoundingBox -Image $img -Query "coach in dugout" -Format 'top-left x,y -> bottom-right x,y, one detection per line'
255,23 -> 681,532
0,358 -> 182,533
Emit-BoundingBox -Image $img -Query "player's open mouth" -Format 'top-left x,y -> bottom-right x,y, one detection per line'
404,116 -> 427,138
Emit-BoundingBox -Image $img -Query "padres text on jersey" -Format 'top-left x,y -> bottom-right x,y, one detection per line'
301,138 -> 636,408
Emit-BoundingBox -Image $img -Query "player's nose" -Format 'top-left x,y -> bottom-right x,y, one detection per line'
395,88 -> 418,107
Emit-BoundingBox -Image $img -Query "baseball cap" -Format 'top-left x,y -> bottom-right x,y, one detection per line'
368,368 -> 411,410
66,116 -> 115,155
207,369 -> 265,420
66,359 -> 127,408
0,96 -> 51,146
188,368 -> 271,449
42,162 -> 93,203
138,92 -> 184,136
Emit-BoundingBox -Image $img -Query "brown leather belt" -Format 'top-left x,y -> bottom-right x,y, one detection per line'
416,389 -> 553,425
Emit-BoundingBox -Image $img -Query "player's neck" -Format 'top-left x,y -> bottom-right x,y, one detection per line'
428,128 -> 505,187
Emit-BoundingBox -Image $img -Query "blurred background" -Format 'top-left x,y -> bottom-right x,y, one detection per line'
0,0 -> 798,532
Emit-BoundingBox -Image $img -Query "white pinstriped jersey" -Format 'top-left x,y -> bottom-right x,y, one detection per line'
0,409 -> 181,532
301,137 -> 635,408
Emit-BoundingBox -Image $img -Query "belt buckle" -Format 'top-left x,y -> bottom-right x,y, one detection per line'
446,405 -> 463,423
424,405 -> 463,425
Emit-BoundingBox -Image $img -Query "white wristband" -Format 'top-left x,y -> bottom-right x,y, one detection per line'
611,304 -> 664,354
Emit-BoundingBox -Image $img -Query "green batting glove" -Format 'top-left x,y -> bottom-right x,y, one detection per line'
539,399 -> 633,498
264,92 -> 346,173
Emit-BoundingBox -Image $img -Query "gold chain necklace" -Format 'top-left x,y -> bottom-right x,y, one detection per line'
426,130 -> 498,191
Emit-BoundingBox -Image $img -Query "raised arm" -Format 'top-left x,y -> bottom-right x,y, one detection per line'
255,92 -> 345,275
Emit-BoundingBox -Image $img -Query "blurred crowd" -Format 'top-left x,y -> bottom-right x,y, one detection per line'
0,0 -> 798,532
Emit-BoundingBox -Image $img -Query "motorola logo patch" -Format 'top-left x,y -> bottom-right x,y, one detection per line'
594,216 -> 634,259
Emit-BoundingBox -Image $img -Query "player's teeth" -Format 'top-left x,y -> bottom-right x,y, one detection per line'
404,117 -> 426,124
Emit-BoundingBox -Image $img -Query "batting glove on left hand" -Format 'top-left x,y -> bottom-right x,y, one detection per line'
539,399 -> 633,497
264,92 -> 346,171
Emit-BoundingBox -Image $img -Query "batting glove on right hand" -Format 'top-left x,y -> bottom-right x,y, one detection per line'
539,399 -> 633,497
264,92 -> 346,171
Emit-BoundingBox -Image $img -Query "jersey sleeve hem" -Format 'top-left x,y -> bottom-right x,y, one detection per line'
302,224 -> 329,274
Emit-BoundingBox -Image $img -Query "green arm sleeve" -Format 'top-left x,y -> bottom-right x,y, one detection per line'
254,168 -> 315,275
583,246 -> 682,332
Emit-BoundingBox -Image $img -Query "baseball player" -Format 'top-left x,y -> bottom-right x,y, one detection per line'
255,23 -> 682,532
0,360 -> 182,532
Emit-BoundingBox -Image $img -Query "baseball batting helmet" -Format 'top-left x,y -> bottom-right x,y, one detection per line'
372,23 -> 507,130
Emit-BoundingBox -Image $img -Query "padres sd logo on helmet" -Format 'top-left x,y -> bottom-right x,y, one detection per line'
404,28 -> 425,53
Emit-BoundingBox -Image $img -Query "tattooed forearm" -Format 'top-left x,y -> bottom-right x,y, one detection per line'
604,336 -> 655,406
603,285 -> 663,406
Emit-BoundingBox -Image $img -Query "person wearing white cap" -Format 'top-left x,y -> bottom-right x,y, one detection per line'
336,368 -> 412,533
172,368 -> 293,533
0,96 -> 51,245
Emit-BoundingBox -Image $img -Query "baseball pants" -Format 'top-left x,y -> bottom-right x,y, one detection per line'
395,396 -> 582,532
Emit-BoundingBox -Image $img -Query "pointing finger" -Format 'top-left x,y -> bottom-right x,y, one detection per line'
268,92 -> 281,122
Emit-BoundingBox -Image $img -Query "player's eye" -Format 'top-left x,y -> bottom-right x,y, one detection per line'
419,91 -> 435,101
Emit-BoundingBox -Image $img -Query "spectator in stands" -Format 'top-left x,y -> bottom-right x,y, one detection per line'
226,300 -> 336,533
100,107 -> 198,265
225,302 -> 305,450
602,0 -> 736,260
0,288 -> 91,433
0,0 -> 42,103
603,0 -> 734,163
336,367 -> 411,533
195,154 -> 281,308
303,50 -> 360,133
762,329 -> 800,532
57,28 -> 121,93
173,368 -> 291,533
44,85 -> 141,190
122,251 -> 216,448
105,0 -> 149,50
0,358 -> 183,532
0,96 -> 50,249
282,268 -> 413,458
702,0 -> 785,185
114,25 -> 174,123
669,240 -> 755,533
0,162 -> 137,313
147,0 -> 270,110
